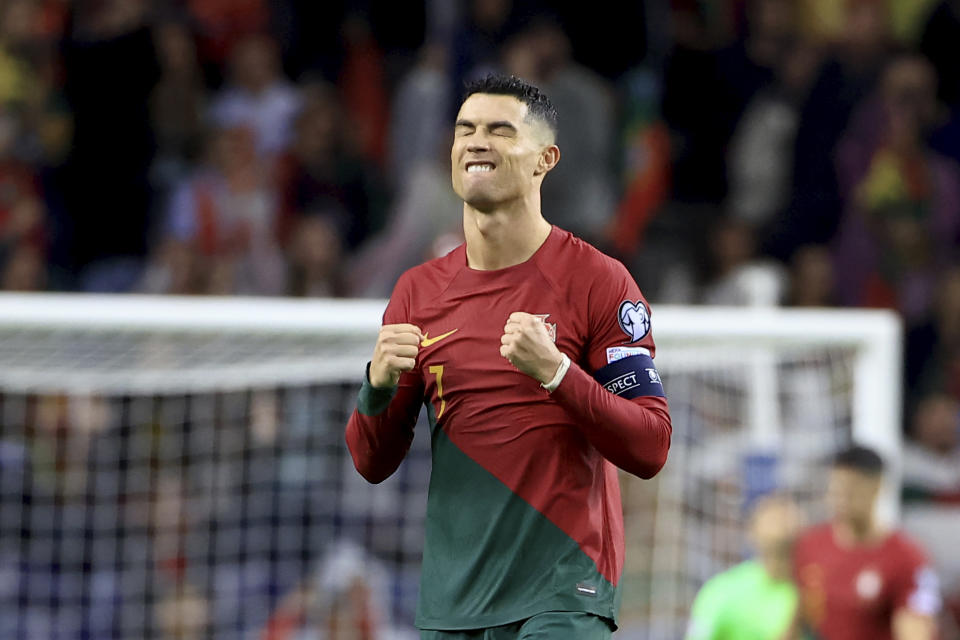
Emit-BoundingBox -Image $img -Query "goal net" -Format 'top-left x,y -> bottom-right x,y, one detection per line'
0,295 -> 901,639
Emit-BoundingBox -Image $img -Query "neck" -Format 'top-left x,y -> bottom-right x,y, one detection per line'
760,558 -> 789,583
463,196 -> 552,270
833,517 -> 881,546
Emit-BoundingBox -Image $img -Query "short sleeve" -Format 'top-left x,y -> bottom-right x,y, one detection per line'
892,541 -> 941,617
686,575 -> 726,640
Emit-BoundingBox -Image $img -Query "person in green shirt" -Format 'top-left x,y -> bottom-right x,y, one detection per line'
686,495 -> 805,640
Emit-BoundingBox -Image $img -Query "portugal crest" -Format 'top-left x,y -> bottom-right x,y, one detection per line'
533,314 -> 557,343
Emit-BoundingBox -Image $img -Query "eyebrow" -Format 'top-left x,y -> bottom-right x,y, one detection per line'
454,119 -> 518,132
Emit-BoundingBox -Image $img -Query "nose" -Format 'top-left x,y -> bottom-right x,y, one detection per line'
467,138 -> 490,153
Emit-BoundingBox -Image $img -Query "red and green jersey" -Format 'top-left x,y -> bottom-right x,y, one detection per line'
346,226 -> 672,630
793,523 -> 941,639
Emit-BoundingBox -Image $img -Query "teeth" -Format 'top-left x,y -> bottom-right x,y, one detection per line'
467,164 -> 494,173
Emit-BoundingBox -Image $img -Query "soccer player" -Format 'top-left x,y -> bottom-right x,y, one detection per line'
793,445 -> 941,640
686,495 -> 805,640
345,74 -> 672,638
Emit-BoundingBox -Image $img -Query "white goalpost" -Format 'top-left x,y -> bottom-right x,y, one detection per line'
0,294 -> 901,639
620,306 -> 902,639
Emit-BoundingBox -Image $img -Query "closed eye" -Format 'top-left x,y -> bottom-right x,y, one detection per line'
489,122 -> 517,136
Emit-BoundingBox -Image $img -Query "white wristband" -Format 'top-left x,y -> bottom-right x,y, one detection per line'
541,353 -> 571,393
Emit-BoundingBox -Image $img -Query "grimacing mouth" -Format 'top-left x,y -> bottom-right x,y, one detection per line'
465,160 -> 496,173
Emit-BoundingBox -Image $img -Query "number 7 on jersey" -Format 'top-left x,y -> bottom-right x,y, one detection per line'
428,365 -> 446,419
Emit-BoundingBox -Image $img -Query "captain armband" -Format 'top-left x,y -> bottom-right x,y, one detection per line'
592,354 -> 665,399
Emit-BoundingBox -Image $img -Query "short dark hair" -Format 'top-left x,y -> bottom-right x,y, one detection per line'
833,445 -> 885,475
463,74 -> 559,140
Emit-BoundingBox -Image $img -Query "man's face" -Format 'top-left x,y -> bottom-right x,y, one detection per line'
827,467 -> 881,525
451,94 -> 554,212
749,497 -> 804,581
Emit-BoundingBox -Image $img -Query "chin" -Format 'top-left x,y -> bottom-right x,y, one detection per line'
462,188 -> 500,212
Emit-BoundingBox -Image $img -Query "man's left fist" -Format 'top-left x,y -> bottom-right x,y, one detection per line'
500,312 -> 564,384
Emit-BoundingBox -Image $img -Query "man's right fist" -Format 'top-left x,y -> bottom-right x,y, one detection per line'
368,324 -> 422,388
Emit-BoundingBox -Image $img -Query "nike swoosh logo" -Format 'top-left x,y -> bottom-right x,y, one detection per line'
421,329 -> 458,347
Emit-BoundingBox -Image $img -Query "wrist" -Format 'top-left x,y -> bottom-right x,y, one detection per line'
358,362 -> 398,416
367,362 -> 396,389
536,352 -> 564,384
541,353 -> 571,392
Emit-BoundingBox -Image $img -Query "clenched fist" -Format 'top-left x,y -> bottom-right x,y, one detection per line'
500,312 -> 564,384
369,323 -> 422,388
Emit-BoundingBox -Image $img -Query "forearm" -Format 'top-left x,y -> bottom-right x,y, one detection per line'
551,362 -> 671,478
345,370 -> 422,483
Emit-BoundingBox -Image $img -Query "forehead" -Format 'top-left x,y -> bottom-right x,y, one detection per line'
830,467 -> 881,485
456,93 -> 529,125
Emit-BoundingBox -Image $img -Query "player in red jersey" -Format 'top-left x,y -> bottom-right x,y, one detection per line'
345,74 -> 672,638
793,445 -> 941,640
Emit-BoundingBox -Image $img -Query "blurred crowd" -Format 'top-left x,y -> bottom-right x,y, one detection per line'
0,0 -> 955,373
1,0 -> 960,633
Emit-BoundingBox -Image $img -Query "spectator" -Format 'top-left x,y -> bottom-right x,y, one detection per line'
186,0 -> 270,77
209,34 -> 302,157
661,217 -> 786,306
338,14 -> 390,166
451,0 -> 518,93
2,243 -> 46,291
150,474 -> 192,584
660,3 -> 727,205
346,141 -> 461,297
784,244 -> 837,307
604,66 -> 671,260
663,0 -> 795,207
0,120 -> 45,244
261,541 -> 399,640
61,0 -> 160,287
902,393 -> 960,634
509,17 -> 618,242
0,0 -> 70,162
150,21 -> 208,196
772,0 -> 894,260
15,45 -> 72,170
138,238 -> 203,295
164,123 -> 285,295
906,268 -> 960,400
0,3 -> 57,291
0,2 -> 70,287
715,0 -> 798,135
287,213 -> 347,297
834,54 -> 960,323
154,582 -> 211,640
0,0 -> 36,108
702,218 -> 786,306
275,82 -> 386,250
387,42 -> 452,188
727,40 -> 820,230
903,393 -> 960,504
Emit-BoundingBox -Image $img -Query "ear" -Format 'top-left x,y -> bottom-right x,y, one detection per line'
534,144 -> 560,176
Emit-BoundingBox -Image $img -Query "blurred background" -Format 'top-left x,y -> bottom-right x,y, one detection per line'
0,0 -> 959,637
